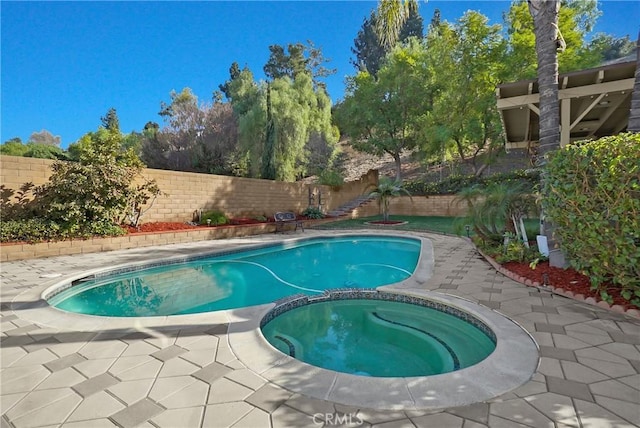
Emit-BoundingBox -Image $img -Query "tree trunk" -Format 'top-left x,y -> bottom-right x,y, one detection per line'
529,0 -> 566,267
628,31 -> 640,133
393,152 -> 402,182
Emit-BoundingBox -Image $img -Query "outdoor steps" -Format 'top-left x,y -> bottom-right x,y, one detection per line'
326,195 -> 376,217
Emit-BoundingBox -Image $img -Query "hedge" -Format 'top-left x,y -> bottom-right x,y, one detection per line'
543,133 -> 640,305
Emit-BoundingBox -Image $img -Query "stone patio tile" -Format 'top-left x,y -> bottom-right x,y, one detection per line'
9,347 -> 58,367
143,333 -> 177,349
598,342 -> 640,361
181,349 -> 217,367
73,372 -> 120,397
539,346 -> 577,362
6,388 -> 82,428
109,399 -> 164,427
192,361 -> 232,384
573,398 -> 637,428
576,356 -> 636,378
175,334 -> 219,351
214,341 -> 237,365
0,392 -> 27,415
245,383 -> 293,413
44,352 -> 87,372
551,334 -> 594,350
372,419 -> 416,428
561,361 -> 610,383
478,300 -> 500,310
510,380 -> 548,398
411,412 -> 464,427
148,376 -> 196,402
36,367 -> 87,390
233,407 -> 271,428
73,358 -> 116,378
446,403 -> 489,424
524,392 -> 580,427
62,419 -> 118,427
151,344 -> 187,362
66,391 -> 126,422
490,398 -> 554,428
157,356 -> 200,377
608,331 -> 640,345
0,365 -> 50,394
111,356 -> 163,381
3,324 -> 40,336
271,405 -> 318,428
78,340 -> 127,359
534,323 -> 565,334
205,323 -> 229,336
546,312 -> 597,325
283,393 -> 336,417
546,376 -> 594,402
0,346 -> 27,367
531,332 -> 554,347
628,359 -> 640,373
590,379 -> 640,402
202,402 -> 253,428
107,378 -> 155,405
120,340 -> 159,357
157,379 -> 209,409
618,374 -> 640,391
151,406 -> 205,428
594,395 -> 640,426
487,414 -> 534,428
208,377 -> 253,404
460,421 -> 488,428
357,409 -> 409,425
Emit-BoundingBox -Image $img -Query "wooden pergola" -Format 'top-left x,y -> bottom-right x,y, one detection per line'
496,60 -> 636,150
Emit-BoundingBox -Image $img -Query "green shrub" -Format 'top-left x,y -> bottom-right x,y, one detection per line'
201,210 -> 228,225
318,169 -> 344,188
405,169 -> 540,195
302,206 -> 324,219
0,218 -> 125,243
544,133 -> 640,305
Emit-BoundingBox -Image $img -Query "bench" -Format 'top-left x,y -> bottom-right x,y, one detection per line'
274,212 -> 304,233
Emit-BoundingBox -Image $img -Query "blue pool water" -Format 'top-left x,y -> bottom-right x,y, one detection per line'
261,298 -> 496,377
48,236 -> 420,317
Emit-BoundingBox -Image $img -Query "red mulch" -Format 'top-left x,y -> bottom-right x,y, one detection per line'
123,222 -> 201,233
502,260 -> 638,310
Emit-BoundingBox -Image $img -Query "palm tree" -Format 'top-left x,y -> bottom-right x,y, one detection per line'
528,0 -> 566,267
628,31 -> 640,132
375,0 -> 418,48
368,177 -> 412,222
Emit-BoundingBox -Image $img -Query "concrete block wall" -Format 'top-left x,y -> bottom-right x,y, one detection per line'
0,156 -> 377,222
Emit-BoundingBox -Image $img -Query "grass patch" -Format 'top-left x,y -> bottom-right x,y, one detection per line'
312,215 -> 541,238
312,215 -> 464,235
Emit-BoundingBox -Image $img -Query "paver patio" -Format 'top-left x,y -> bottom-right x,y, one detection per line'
1,231 -> 639,427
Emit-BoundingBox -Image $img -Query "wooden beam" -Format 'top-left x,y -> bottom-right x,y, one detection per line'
560,99 -> 571,147
570,94 -> 605,129
497,78 -> 634,110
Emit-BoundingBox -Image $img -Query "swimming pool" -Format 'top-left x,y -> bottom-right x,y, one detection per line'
47,235 -> 421,316
261,292 -> 497,377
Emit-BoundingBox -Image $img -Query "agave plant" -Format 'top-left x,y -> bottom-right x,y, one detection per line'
367,177 -> 412,222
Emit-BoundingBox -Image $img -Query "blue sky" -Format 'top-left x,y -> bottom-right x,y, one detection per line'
1,1 -> 638,148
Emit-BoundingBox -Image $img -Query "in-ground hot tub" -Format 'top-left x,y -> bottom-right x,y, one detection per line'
228,289 -> 539,410
261,291 -> 497,377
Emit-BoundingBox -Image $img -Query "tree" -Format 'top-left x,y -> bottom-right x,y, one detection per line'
101,108 -> 120,132
351,7 -> 423,76
504,0 -> 600,80
629,32 -> 640,133
336,40 -> 429,181
375,0 -> 418,48
263,41 -> 336,87
529,0 -> 564,267
0,138 -> 28,156
367,176 -> 412,222
420,11 -> 507,177
28,129 -> 61,146
587,33 -> 636,63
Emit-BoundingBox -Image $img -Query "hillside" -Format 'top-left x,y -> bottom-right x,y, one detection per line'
336,139 -> 532,183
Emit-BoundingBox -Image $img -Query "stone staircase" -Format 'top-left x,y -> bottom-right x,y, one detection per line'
326,195 -> 376,217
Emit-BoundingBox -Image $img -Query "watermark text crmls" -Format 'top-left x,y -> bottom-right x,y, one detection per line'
312,412 -> 364,426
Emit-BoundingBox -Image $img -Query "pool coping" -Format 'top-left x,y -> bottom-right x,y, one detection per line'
10,231 -> 539,411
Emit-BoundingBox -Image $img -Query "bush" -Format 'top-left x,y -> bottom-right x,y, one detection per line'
200,210 -> 228,225
544,133 -> 640,305
302,206 -> 324,219
405,169 -> 540,195
318,169 -> 344,188
0,218 -> 126,243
